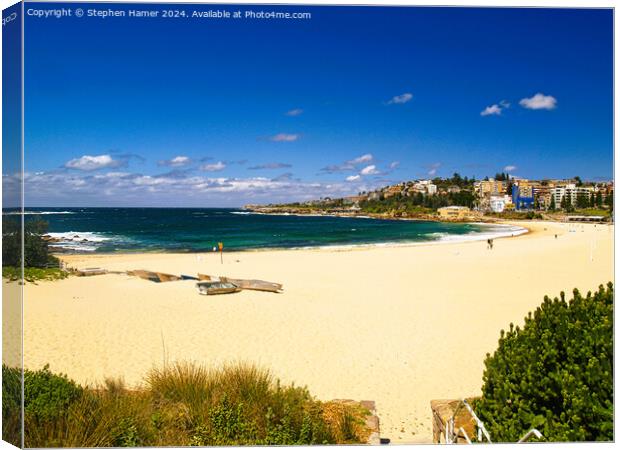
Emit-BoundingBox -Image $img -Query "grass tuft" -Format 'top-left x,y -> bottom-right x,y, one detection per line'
3,362 -> 372,447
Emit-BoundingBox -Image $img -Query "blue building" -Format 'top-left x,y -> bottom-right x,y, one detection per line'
512,185 -> 535,210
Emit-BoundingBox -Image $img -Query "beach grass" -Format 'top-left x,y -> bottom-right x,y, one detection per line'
3,362 -> 371,447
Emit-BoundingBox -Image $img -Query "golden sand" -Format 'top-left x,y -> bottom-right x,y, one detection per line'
15,221 -> 613,443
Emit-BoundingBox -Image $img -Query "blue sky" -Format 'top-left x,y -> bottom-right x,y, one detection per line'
16,3 -> 613,207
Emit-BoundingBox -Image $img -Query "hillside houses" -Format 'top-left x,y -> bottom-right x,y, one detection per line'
474,178 -> 613,212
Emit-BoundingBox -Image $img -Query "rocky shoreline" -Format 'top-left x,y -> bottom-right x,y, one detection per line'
243,205 -> 493,223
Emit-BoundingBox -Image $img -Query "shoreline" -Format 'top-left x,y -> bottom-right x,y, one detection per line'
49,221 -> 531,257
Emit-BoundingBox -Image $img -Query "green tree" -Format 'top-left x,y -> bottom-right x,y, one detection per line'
2,216 -> 21,267
2,218 -> 58,268
595,191 -> 603,207
605,190 -> 613,213
576,192 -> 590,209
475,284 -> 613,442
549,195 -> 556,210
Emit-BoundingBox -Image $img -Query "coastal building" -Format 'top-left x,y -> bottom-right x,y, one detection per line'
512,182 -> 535,210
551,184 -> 594,207
489,195 -> 513,213
414,180 -> 438,195
474,179 -> 506,198
438,206 -> 471,220
533,185 -> 554,209
383,185 -> 404,198
402,180 -> 438,197
344,195 -> 368,205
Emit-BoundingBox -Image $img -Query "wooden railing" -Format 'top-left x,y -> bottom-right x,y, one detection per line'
431,398 -> 543,444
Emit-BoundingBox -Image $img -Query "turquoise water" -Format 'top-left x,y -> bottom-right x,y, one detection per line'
12,207 -> 525,253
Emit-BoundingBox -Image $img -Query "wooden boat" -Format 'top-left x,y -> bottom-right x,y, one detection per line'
127,270 -> 160,282
128,270 -> 180,283
196,281 -> 241,295
75,267 -> 107,277
197,274 -> 282,293
155,272 -> 181,282
221,277 -> 282,293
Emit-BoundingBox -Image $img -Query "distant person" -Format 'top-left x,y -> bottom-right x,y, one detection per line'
487,239 -> 491,250
490,239 -> 494,250
555,234 -> 558,239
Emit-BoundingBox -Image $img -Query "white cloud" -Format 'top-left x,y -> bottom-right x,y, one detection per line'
360,165 -> 379,175
18,168 -> 393,207
504,165 -> 517,172
200,161 -> 226,172
159,156 -> 191,167
321,154 -> 374,173
427,162 -> 441,176
248,162 -> 292,170
389,161 -> 400,170
387,92 -> 413,105
481,99 -> 511,116
351,154 -> 373,164
519,93 -> 557,110
272,173 -> 294,182
64,154 -> 121,171
270,133 -> 299,142
285,108 -> 303,116
346,175 -> 361,182
481,104 -> 502,116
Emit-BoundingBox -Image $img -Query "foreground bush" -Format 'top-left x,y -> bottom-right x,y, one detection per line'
2,365 -> 22,446
4,362 -> 370,447
475,283 -> 613,442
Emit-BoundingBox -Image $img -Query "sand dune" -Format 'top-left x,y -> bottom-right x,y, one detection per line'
19,221 -> 613,443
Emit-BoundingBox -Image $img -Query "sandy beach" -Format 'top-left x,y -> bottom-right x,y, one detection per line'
18,221 -> 613,443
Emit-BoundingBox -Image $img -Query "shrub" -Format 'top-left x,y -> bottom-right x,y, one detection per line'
2,217 -> 59,268
474,283 -> 613,442
2,365 -> 22,446
24,364 -> 83,423
3,266 -> 69,283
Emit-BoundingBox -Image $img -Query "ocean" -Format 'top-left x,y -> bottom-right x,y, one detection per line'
8,207 -> 527,253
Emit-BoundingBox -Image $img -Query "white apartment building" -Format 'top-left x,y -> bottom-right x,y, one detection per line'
410,180 -> 437,195
489,195 -> 513,213
551,184 -> 594,206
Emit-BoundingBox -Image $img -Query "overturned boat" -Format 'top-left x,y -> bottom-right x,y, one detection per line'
196,281 -> 242,295
197,273 -> 282,293
127,270 -> 181,283
75,267 -> 107,277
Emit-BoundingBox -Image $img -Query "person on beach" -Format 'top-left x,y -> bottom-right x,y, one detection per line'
489,239 -> 494,250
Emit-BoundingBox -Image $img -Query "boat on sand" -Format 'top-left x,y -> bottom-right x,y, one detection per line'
196,281 -> 242,295
197,273 -> 282,293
